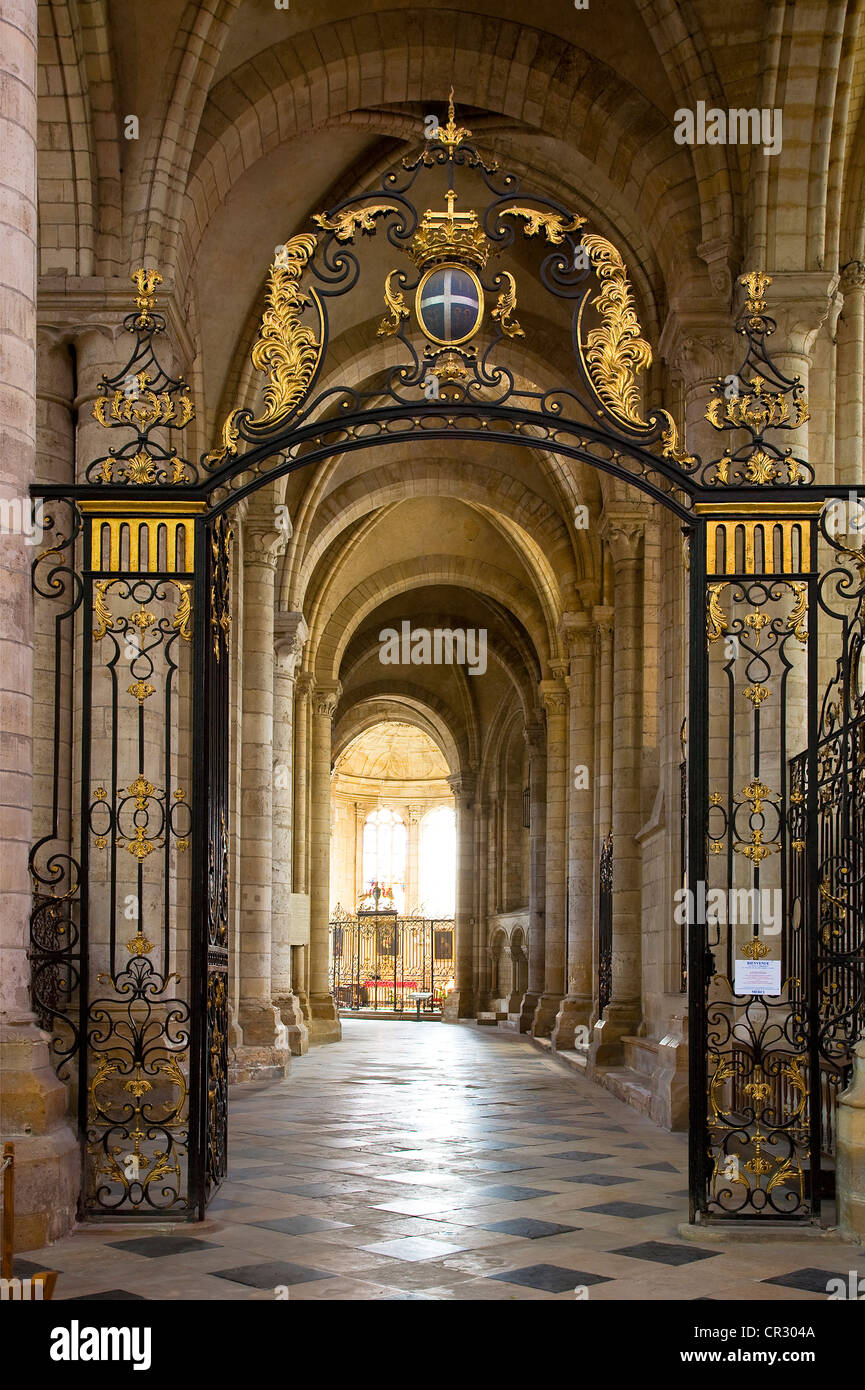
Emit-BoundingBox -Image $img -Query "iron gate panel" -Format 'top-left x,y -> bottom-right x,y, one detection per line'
26,100 -> 865,1226
329,913 -> 455,1011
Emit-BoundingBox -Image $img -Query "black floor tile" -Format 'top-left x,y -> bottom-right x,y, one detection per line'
561,1173 -> 632,1187
636,1162 -> 679,1173
276,1181 -> 367,1197
66,1290 -> 149,1301
250,1215 -> 352,1235
107,1236 -> 219,1258
213,1261 -> 332,1289
612,1241 -> 721,1266
580,1201 -> 669,1219
481,1218 -> 580,1239
488,1264 -> 613,1293
13,1257 -> 59,1278
762,1267 -> 847,1294
475,1185 -> 557,1201
543,1151 -> 611,1163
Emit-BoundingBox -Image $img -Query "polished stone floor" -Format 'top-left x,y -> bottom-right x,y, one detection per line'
20,1021 -> 865,1300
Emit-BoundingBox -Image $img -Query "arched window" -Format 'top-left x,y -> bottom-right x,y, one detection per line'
361,808 -> 407,912
419,805 -> 456,918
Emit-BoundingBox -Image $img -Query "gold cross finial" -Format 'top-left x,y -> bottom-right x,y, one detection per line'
435,89 -> 472,151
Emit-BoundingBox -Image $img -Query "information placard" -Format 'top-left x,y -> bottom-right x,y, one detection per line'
734,958 -> 782,996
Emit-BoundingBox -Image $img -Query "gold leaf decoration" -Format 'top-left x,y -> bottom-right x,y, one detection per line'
658,411 -> 696,467
171,581 -> 193,642
377,270 -> 410,337
313,205 -> 395,242
92,370 -> 194,432
93,581 -> 114,641
491,271 -> 524,338
744,448 -> 777,484
501,207 -> 586,243
706,583 -> 729,643
786,581 -> 808,644
578,233 -> 653,428
205,234 -> 322,468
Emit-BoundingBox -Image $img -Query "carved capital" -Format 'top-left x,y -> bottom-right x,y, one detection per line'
539,678 -> 568,717
313,680 -> 342,719
557,610 -> 592,657
840,260 -> 865,296
447,771 -> 477,805
274,612 -> 308,678
759,270 -> 839,359
592,605 -> 615,647
244,522 -> 288,571
524,717 -> 546,757
296,671 -> 316,701
697,237 -> 737,303
659,305 -> 736,388
600,509 -> 646,567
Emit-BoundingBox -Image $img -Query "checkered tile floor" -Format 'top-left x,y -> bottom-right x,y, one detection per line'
20,1021 -> 864,1301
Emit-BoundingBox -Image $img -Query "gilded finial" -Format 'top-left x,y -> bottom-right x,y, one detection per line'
131,267 -> 162,326
739,270 -> 772,317
435,88 -> 471,151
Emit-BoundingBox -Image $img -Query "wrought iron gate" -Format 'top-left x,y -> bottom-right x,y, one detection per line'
329,912 -> 455,1011
27,97 -> 864,1223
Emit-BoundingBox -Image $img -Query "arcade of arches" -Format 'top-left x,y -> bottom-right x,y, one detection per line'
3,0 -> 865,1254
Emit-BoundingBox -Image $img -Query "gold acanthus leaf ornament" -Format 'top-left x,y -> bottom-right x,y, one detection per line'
501,207 -> 586,243
491,271 -> 524,338
786,582 -> 808,644
578,234 -> 653,428
706,583 -> 729,643
204,234 -> 322,468
92,370 -> 194,432
312,205 -> 396,241
377,270 -> 410,338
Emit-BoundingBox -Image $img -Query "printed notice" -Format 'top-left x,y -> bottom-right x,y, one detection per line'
734,957 -> 782,996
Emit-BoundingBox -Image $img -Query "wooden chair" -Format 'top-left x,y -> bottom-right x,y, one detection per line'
1,1143 -> 59,1300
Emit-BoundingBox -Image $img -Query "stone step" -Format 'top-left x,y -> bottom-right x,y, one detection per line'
600,1065 -> 655,1119
622,1034 -> 660,1082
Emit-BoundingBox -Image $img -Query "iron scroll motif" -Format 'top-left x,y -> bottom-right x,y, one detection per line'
27,93 -> 865,1230
191,95 -> 706,513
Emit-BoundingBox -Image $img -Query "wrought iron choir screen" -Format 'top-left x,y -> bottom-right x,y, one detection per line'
28,94 -> 865,1224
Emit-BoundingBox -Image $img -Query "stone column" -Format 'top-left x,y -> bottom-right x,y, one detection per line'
518,720 -> 546,1032
0,0 -> 78,1248
836,261 -> 865,488
406,805 -> 421,911
591,511 -> 646,1066
233,522 -> 289,1081
292,672 -> 314,895
354,803 -> 366,908
553,613 -> 595,1051
442,772 -> 476,1019
763,271 -> 838,465
474,799 -> 490,1011
271,612 -> 308,1056
308,679 -> 341,1042
532,678 -> 568,1037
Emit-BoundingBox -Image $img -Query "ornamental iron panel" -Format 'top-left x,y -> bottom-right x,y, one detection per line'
329,911 -> 455,1012
27,96 -> 864,1223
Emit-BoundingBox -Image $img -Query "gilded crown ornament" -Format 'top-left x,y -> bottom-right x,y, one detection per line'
406,187 -> 493,272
